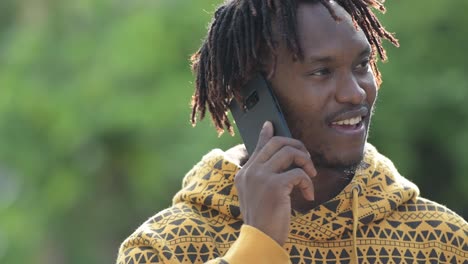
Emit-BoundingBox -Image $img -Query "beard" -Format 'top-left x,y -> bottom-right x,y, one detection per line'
309,146 -> 364,169
290,113 -> 373,176
281,100 -> 375,177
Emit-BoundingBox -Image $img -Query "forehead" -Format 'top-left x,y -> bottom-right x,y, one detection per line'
296,2 -> 370,58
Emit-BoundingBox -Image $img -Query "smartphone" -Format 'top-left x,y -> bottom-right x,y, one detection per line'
229,74 -> 292,155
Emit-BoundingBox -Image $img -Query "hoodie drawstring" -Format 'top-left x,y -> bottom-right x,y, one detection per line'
351,185 -> 360,263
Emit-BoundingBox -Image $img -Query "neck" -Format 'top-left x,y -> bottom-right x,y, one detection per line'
291,166 -> 355,213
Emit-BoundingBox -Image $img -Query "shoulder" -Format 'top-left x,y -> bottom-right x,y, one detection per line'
395,197 -> 467,230
117,203 -> 241,263
386,197 -> 467,257
119,203 -> 209,250
117,203 -> 206,262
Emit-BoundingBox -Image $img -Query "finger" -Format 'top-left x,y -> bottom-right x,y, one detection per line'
253,121 -> 274,154
255,136 -> 310,163
266,146 -> 317,177
280,168 -> 315,201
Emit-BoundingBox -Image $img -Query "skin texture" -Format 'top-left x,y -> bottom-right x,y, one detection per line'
233,2 -> 377,246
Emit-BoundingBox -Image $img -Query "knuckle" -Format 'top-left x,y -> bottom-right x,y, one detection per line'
291,168 -> 307,178
290,138 -> 302,146
290,167 -> 303,175
282,146 -> 303,159
282,145 -> 297,154
237,165 -> 264,183
290,139 -> 307,151
269,136 -> 283,146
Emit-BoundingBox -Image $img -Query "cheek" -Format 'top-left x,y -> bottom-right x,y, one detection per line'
278,90 -> 328,138
362,75 -> 378,106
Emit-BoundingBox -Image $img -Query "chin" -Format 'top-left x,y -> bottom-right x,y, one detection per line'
311,142 -> 366,169
336,147 -> 365,168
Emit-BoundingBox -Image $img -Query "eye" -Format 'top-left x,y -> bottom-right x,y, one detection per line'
308,68 -> 331,77
355,59 -> 371,73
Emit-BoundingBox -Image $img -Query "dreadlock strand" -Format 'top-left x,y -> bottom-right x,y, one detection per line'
212,5 -> 233,78
272,0 -> 282,14
246,0 -> 257,16
206,13 -> 223,103
223,26 -> 235,82
223,116 -> 234,135
320,0 -> 341,21
359,18 -> 384,84
232,27 -> 243,80
207,100 -> 223,134
199,46 -> 213,118
360,14 -> 385,61
371,60 -> 382,85
204,4 -> 234,132
363,0 -> 386,12
352,11 -> 384,84
358,0 -> 399,47
359,5 -> 393,60
283,0 -> 301,58
261,0 -> 276,52
242,5 -> 257,71
267,0 -> 275,9
213,4 -> 236,109
236,9 -> 248,77
240,5 -> 255,73
246,4 -> 258,60
190,45 -> 209,125
208,6 -> 226,53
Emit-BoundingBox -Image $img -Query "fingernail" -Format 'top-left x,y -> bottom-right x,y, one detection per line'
262,121 -> 270,130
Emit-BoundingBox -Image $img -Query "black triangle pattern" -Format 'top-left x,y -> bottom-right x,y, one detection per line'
118,150 -> 468,264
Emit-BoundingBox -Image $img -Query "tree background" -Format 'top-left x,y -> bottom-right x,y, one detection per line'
0,0 -> 466,263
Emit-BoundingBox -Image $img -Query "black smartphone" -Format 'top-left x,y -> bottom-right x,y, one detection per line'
229,74 -> 292,155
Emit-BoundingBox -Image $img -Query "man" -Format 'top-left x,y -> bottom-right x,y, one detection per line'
117,0 -> 468,263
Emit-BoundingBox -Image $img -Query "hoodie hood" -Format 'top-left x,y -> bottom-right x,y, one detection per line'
173,143 -> 420,242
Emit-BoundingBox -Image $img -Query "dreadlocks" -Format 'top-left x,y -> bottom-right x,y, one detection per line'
190,0 -> 399,135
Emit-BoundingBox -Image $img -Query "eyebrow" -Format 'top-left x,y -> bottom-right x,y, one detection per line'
305,46 -> 372,64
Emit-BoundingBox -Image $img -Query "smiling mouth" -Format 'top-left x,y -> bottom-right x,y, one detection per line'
330,116 -> 365,131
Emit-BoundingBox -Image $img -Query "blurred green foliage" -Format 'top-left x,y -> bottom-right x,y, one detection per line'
0,0 -> 466,263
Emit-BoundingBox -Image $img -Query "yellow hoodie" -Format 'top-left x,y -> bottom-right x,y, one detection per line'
117,144 -> 467,264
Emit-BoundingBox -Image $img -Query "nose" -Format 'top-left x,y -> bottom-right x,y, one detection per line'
335,73 -> 367,105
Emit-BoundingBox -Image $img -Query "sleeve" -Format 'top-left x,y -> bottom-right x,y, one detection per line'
116,225 -> 290,264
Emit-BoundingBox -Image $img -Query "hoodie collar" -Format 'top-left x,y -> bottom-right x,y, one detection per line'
173,144 -> 420,242
289,144 -> 419,241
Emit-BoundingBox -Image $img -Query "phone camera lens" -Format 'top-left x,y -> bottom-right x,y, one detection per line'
245,91 -> 259,111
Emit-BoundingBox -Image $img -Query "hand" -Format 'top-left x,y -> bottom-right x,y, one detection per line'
234,121 -> 317,246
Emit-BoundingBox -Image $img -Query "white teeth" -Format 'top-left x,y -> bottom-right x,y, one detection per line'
332,116 -> 362,126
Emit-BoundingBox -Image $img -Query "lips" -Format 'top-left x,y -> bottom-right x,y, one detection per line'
331,116 -> 362,126
327,106 -> 369,133
328,106 -> 369,125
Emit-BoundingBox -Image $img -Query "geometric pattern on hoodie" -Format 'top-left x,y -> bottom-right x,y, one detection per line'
117,144 -> 468,264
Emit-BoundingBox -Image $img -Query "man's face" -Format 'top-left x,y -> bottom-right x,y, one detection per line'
269,2 -> 377,169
